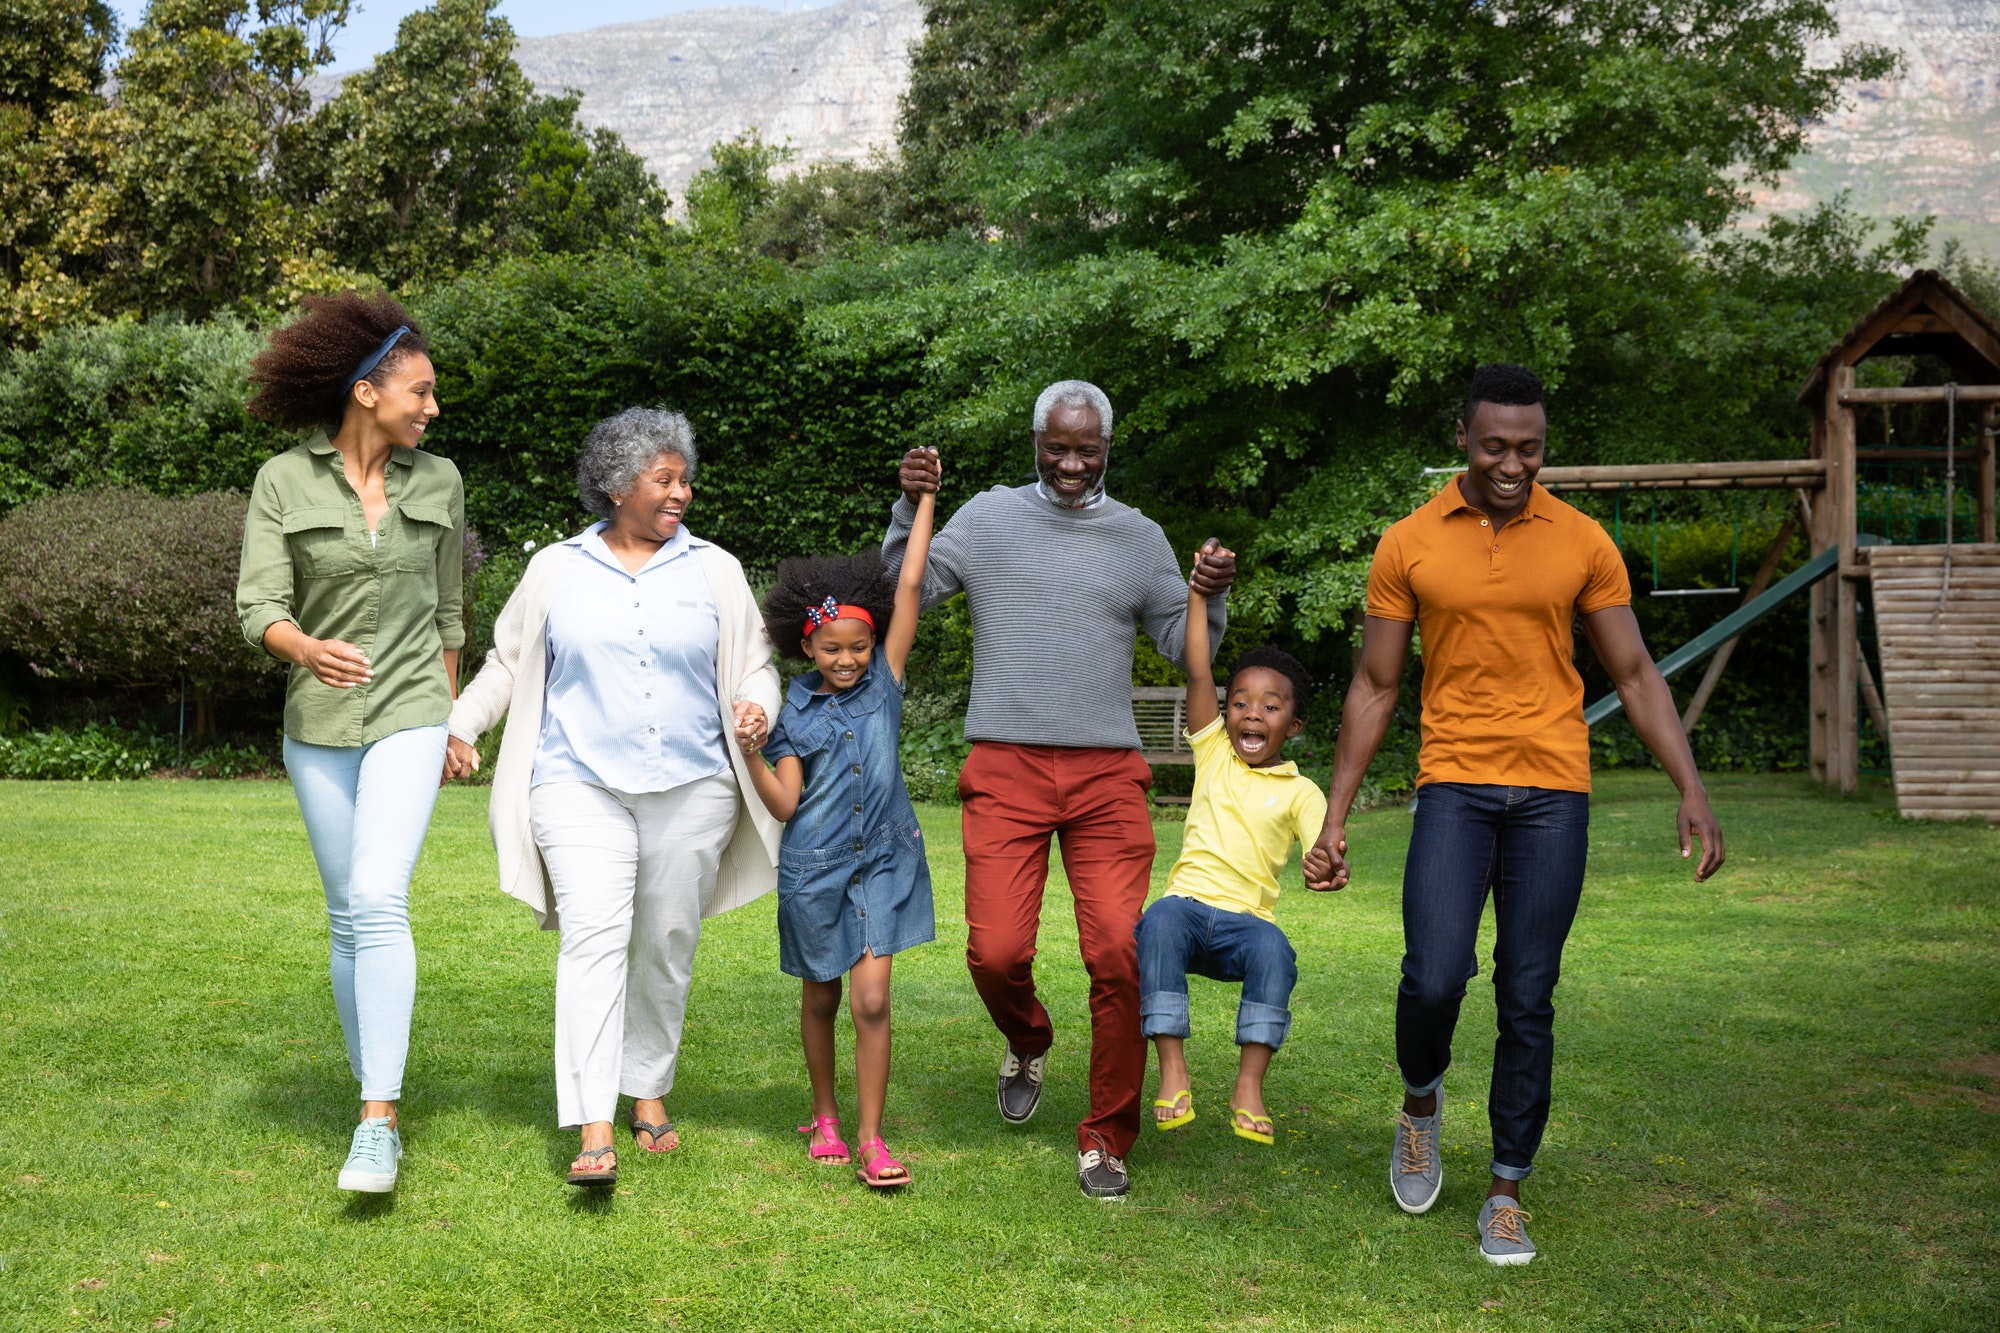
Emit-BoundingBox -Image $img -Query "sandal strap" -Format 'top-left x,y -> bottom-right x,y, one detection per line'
856,1136 -> 906,1176
573,1147 -> 616,1164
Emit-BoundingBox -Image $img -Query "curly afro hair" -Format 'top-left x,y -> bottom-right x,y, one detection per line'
761,551 -> 900,659
246,291 -> 431,431
1228,646 -> 1313,713
1462,362 -> 1544,425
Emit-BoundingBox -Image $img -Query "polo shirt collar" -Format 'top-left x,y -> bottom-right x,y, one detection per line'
1434,475 -> 1554,522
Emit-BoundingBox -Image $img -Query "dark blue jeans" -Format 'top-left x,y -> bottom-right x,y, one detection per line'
1399,782 -> 1589,1181
1136,894 -> 1298,1049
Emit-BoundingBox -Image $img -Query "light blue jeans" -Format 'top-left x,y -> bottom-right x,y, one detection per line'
283,724 -> 449,1102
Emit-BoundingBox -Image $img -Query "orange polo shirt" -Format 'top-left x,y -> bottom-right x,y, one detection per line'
1366,479 -> 1631,792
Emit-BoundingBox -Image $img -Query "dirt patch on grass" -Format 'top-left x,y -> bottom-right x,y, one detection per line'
1943,1054 -> 2000,1111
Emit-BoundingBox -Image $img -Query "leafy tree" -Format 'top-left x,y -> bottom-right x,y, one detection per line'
681,130 -> 796,249
513,95 -> 670,257
0,0 -> 118,338
820,0 -> 1921,647
292,0 -> 666,283
894,0 -> 1032,234
93,0 -> 347,319
291,0 -> 536,287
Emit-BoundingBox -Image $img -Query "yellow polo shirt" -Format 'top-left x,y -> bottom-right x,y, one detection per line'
1165,717 -> 1329,922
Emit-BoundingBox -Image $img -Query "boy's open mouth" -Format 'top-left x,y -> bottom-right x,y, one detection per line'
1234,729 -> 1270,758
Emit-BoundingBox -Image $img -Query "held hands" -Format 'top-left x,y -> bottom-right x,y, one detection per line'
899,446 -> 941,501
1189,537 -> 1238,597
732,701 -> 769,754
441,736 -> 480,785
1303,826 -> 1349,892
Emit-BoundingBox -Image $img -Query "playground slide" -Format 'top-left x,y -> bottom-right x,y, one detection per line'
1583,544 -> 1845,727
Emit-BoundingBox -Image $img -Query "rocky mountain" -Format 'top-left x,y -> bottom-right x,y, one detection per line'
497,0 -> 1997,253
512,0 -> 923,201
1758,0 -> 1999,255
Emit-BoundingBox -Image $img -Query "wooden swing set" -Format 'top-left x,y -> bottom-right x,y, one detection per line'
1556,269 -> 2000,820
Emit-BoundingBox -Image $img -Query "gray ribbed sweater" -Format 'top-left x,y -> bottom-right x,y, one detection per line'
882,486 -> 1225,750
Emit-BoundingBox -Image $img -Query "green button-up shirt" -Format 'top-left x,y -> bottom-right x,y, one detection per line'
236,432 -> 466,747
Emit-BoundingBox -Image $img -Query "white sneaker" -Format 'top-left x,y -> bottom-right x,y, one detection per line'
337,1116 -> 402,1193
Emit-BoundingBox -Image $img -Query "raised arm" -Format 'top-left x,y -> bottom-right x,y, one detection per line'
884,489 -> 936,683
1579,605 -> 1724,880
1141,533 -> 1230,671
1183,541 -> 1228,733
1302,615 -> 1414,891
883,447 -> 968,611
737,742 -> 805,823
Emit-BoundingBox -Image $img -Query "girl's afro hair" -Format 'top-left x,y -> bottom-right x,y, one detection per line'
247,290 -> 431,432
1229,646 -> 1313,711
761,551 -> 900,659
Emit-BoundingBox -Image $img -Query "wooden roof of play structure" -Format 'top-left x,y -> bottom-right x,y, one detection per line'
1795,266 -> 2000,822
1798,268 -> 2000,406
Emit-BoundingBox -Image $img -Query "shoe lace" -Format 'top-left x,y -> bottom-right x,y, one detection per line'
1001,1049 -> 1044,1085
354,1120 -> 391,1156
1396,1115 -> 1432,1177
1487,1203 -> 1532,1245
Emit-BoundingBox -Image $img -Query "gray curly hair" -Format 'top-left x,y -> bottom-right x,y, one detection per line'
576,407 -> 698,519
1032,380 -> 1114,442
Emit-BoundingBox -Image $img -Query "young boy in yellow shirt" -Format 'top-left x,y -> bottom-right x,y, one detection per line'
1138,543 -> 1330,1143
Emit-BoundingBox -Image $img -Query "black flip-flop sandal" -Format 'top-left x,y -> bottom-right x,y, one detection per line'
627,1115 -> 677,1153
566,1146 -> 617,1187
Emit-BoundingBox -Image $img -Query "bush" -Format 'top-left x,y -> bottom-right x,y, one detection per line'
0,316 -> 287,510
0,488 -> 282,731
0,722 -> 276,779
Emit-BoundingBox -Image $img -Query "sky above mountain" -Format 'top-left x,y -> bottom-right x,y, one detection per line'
103,0 -> 839,69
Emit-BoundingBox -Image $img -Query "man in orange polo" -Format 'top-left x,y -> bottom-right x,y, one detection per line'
1304,363 -> 1723,1266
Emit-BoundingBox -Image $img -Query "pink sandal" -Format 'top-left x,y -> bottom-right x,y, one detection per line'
853,1136 -> 909,1189
797,1113 -> 850,1165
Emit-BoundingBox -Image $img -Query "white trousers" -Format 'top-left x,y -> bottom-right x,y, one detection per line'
530,773 -> 738,1128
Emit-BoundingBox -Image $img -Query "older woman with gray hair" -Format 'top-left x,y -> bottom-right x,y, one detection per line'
445,407 -> 780,1188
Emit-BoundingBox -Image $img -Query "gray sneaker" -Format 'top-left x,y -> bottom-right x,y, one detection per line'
337,1116 -> 401,1193
996,1046 -> 1046,1124
1478,1196 -> 1536,1266
1076,1146 -> 1129,1201
1390,1101 -> 1443,1214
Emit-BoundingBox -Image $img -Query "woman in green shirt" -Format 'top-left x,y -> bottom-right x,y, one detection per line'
236,291 -> 464,1195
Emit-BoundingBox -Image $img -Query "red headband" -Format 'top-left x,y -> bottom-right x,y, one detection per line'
802,596 -> 876,641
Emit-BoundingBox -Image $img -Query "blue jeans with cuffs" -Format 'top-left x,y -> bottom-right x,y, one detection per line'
1136,894 -> 1298,1050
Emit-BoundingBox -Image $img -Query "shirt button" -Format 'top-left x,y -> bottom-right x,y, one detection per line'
640,660 -> 648,667
857,909 -> 866,919
648,726 -> 656,733
853,840 -> 864,851
853,803 -> 863,813
644,692 -> 651,699
845,730 -> 854,740
852,765 -> 861,775
637,629 -> 645,636
1479,518 -> 1489,526
1492,545 -> 1500,553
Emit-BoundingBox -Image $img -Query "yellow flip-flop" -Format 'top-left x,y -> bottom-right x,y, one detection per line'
1231,1107 -> 1274,1145
1153,1090 -> 1195,1131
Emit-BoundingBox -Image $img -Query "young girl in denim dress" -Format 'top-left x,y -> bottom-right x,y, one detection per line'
737,473 -> 937,1188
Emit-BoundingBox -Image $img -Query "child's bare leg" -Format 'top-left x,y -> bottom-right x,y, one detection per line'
802,977 -> 843,1122
848,953 -> 901,1177
1233,1042 -> 1275,1127
1154,1036 -> 1192,1122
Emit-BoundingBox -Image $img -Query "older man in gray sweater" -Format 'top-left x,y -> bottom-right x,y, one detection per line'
884,380 -> 1234,1200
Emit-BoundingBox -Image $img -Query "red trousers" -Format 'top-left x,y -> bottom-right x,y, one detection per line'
958,741 -> 1155,1158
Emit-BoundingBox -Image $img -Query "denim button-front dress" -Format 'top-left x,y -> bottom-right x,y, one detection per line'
762,664 -> 934,982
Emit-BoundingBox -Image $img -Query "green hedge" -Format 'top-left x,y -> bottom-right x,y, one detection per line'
0,723 -> 277,780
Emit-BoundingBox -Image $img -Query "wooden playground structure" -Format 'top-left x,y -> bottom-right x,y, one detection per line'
1558,269 -> 2000,820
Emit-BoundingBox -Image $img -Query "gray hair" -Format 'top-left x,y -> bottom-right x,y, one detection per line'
576,407 -> 698,518
1032,380 -> 1114,442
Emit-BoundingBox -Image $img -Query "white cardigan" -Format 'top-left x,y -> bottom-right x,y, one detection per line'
447,533 -> 782,930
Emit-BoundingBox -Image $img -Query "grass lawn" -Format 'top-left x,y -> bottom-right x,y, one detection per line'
0,770 -> 1995,1331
